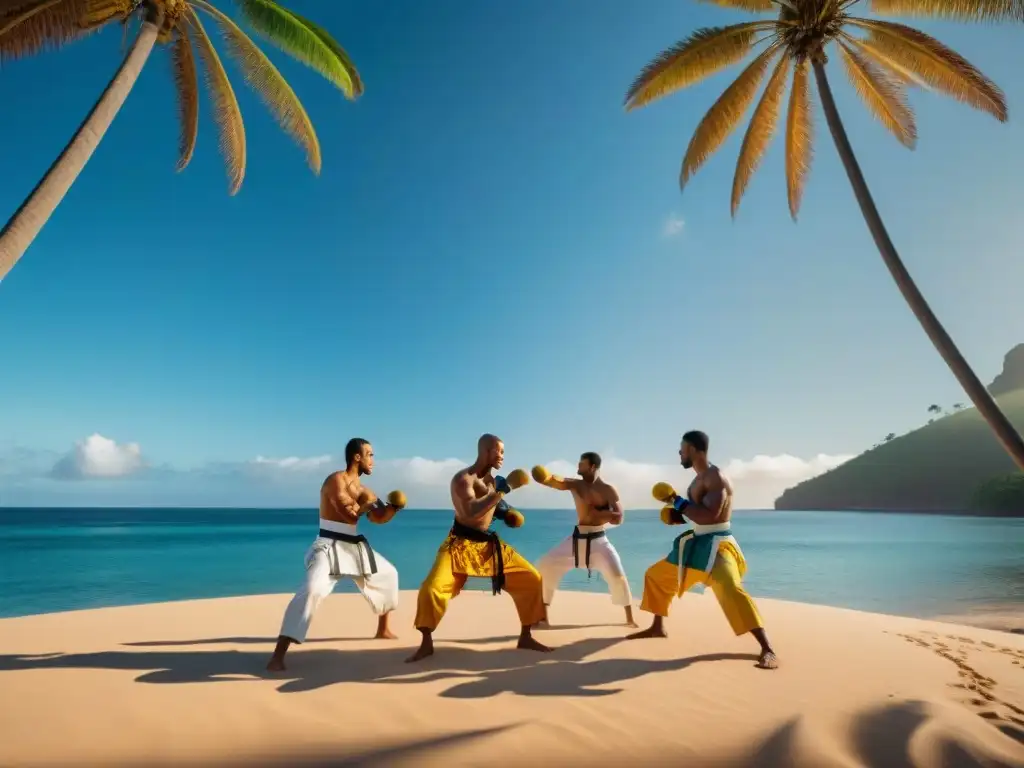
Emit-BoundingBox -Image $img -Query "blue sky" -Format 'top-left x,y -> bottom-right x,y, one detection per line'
1,0 -> 1022,508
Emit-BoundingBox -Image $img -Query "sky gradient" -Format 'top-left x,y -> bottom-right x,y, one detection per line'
1,1 -> 1022,508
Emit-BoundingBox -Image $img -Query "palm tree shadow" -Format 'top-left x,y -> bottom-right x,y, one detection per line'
731,700 -> 1023,768
228,723 -> 526,767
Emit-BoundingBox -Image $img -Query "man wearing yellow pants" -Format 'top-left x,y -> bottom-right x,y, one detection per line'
627,430 -> 778,670
406,434 -> 553,663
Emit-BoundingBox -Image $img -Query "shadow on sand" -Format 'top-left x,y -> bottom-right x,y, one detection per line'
738,700 -> 1023,768
77,701 -> 1024,768
0,633 -> 758,697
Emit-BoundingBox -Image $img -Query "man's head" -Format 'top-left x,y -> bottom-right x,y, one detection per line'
345,438 -> 374,475
679,430 -> 709,470
577,451 -> 601,482
477,433 -> 505,472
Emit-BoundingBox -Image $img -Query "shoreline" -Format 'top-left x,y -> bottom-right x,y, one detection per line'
1,590 -> 1021,767
1,588 -> 1020,636
3,506 -> 1022,518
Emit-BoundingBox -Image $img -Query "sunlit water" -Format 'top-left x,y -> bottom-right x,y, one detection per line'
0,508 -> 1021,620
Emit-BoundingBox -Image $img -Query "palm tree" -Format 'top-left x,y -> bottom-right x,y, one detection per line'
0,0 -> 362,282
623,0 -> 1024,471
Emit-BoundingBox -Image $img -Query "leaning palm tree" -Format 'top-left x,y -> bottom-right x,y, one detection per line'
0,0 -> 362,282
624,0 -> 1024,471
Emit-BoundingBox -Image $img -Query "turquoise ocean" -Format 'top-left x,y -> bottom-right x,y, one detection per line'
0,507 -> 1021,621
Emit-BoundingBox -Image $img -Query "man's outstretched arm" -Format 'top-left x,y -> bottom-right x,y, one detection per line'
532,465 -> 576,492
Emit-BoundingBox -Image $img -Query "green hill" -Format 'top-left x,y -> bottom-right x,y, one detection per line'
774,389 -> 1024,514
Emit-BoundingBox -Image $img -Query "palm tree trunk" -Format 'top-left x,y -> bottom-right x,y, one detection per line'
811,58 -> 1024,472
0,4 -> 165,283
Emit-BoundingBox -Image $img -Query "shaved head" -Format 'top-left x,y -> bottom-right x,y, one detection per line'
478,433 -> 501,454
476,433 -> 505,472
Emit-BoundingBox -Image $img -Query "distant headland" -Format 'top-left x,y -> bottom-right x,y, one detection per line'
775,344 -> 1024,516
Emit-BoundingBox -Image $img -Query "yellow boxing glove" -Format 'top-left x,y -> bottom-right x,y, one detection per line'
506,468 -> 530,490
532,465 -> 564,487
495,499 -> 525,528
387,490 -> 407,510
652,482 -> 678,503
660,505 -> 686,525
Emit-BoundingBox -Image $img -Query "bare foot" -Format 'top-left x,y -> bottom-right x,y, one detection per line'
405,644 -> 434,662
517,635 -> 554,653
266,657 -> 286,672
374,629 -> 399,640
533,618 -> 550,629
625,620 -> 640,629
626,624 -> 668,640
757,650 -> 779,670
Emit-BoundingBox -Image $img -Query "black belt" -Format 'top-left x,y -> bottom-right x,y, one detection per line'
450,519 -> 505,595
318,528 -> 377,575
572,526 -> 606,577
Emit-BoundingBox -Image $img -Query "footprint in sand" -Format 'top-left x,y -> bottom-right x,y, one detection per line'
901,630 -> 1023,740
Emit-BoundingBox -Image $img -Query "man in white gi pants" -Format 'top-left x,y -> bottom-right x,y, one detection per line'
267,438 -> 405,671
532,452 -> 636,627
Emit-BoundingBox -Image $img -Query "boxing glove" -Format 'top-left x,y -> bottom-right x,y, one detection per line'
532,465 -> 564,487
495,469 -> 529,495
495,499 -> 525,528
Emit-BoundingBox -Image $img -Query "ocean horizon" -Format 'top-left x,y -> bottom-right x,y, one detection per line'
1,507 -> 1021,624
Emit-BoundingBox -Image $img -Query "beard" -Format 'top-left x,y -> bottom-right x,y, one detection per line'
681,459 -> 693,469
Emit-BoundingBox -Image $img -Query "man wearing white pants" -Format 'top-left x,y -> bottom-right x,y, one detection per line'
533,453 -> 637,627
267,438 -> 406,672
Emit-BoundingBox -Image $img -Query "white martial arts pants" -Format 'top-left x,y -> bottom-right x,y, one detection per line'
537,525 -> 632,607
279,535 -> 399,644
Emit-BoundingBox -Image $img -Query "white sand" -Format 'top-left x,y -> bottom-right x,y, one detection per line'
0,589 -> 1022,767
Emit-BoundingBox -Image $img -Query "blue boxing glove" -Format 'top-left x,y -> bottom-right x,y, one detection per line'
672,495 -> 690,512
495,498 -> 511,520
494,475 -> 511,494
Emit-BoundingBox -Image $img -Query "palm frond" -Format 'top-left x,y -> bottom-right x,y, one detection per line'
785,57 -> 814,220
848,18 -> 1007,121
867,0 -> 1023,22
0,0 -> 129,62
235,0 -> 362,99
192,0 -> 320,175
187,7 -> 247,194
695,0 -> 776,11
838,41 -> 916,148
680,43 -> 780,189
170,21 -> 199,171
840,32 -> 928,88
625,22 -> 777,111
731,54 -> 789,217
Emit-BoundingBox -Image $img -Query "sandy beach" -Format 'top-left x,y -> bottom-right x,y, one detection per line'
0,589 -> 1021,767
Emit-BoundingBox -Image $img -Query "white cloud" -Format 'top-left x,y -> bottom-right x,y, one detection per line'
662,214 -> 685,238
50,433 -> 145,480
389,457 -> 465,486
509,453 -> 854,511
251,455 -> 333,472
7,436 -> 853,509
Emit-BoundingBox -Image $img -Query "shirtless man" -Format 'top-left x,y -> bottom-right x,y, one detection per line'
406,433 -> 553,663
533,452 -> 637,627
627,430 -> 778,670
266,437 -> 405,672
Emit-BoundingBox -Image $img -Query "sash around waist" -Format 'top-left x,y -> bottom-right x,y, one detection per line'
448,518 -> 506,595
572,525 -> 606,573
315,521 -> 377,575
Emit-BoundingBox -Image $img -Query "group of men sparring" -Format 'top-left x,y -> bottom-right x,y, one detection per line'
266,431 -> 779,673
